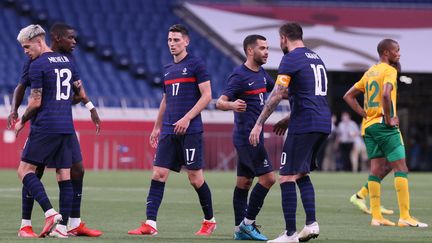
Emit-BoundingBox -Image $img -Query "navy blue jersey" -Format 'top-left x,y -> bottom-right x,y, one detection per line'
162,54 -> 210,135
277,47 -> 331,134
222,64 -> 275,146
20,53 -> 80,87
28,52 -> 79,134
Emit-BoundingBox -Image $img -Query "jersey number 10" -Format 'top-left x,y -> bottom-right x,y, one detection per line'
55,68 -> 71,100
310,64 -> 328,96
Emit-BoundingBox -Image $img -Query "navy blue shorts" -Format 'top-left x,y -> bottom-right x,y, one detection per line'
154,133 -> 204,172
235,143 -> 273,178
21,131 -> 81,169
279,132 -> 328,175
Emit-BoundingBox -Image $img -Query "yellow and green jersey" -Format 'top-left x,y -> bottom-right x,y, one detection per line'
354,63 -> 398,135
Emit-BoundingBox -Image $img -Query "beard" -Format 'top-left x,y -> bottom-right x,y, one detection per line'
282,47 -> 289,55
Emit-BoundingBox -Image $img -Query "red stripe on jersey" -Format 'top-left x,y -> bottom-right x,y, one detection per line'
244,88 -> 267,95
164,77 -> 197,85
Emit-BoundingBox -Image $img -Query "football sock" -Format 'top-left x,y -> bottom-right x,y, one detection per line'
70,178 -> 83,218
146,180 -> 165,221
20,219 -> 31,228
281,181 -> 297,236
22,173 -> 52,212
245,183 -> 269,222
69,218 -> 81,229
58,180 -> 73,226
233,187 -> 248,226
297,176 -> 316,225
145,219 -> 157,230
21,169 -> 43,220
368,175 -> 382,219
195,181 -> 214,220
394,172 -> 410,219
357,182 -> 369,199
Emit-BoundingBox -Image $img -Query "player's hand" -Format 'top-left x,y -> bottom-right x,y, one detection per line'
14,120 -> 25,137
386,116 -> 399,127
90,109 -> 101,134
273,117 -> 290,136
231,99 -> 247,112
7,111 -> 18,129
249,124 -> 262,147
149,128 -> 160,148
173,116 -> 190,135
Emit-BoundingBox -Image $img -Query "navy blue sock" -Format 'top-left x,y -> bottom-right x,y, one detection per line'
22,169 -> 43,220
70,179 -> 83,218
296,176 -> 316,225
281,181 -> 297,236
21,187 -> 34,220
245,183 -> 269,221
195,181 -> 213,220
22,173 -> 52,212
58,180 -> 73,226
233,187 -> 249,226
146,180 -> 165,221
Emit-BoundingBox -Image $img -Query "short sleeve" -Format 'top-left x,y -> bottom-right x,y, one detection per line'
354,74 -> 366,93
19,59 -> 32,87
222,74 -> 243,100
383,66 -> 397,87
28,61 -> 43,89
264,71 -> 275,92
194,59 -> 210,84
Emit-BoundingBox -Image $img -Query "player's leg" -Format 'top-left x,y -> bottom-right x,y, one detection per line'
18,162 -> 62,238
239,144 -> 275,241
268,134 -> 300,243
19,165 -> 44,237
49,168 -> 73,238
128,134 -> 174,235
233,176 -> 252,240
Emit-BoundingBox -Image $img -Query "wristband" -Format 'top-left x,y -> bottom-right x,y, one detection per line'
85,101 -> 95,110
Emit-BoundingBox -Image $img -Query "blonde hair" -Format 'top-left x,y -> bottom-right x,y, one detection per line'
17,24 -> 46,43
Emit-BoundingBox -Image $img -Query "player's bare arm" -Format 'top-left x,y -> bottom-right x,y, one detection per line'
7,83 -> 26,129
249,83 -> 287,146
73,80 -> 101,134
273,104 -> 291,136
173,81 -> 211,135
15,88 -> 42,136
215,95 -> 247,112
343,86 -> 367,118
382,83 -> 398,127
150,94 -> 166,148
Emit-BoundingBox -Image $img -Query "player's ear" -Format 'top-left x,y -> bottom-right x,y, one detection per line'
184,36 -> 190,47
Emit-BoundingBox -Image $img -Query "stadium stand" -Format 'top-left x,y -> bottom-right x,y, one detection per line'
0,0 -> 238,107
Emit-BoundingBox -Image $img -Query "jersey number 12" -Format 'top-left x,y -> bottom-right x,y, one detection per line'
310,64 -> 328,96
55,68 -> 71,100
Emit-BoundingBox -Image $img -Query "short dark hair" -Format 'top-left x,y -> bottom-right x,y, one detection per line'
279,22 -> 303,41
168,24 -> 189,37
377,39 -> 398,56
243,34 -> 266,55
50,23 -> 74,38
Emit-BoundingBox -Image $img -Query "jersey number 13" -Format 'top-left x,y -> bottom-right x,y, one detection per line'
55,68 -> 72,101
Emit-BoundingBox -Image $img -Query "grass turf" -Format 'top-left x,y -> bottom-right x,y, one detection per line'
0,170 -> 431,242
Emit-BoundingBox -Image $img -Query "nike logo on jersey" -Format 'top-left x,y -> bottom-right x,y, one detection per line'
248,82 -> 255,86
164,72 -> 170,77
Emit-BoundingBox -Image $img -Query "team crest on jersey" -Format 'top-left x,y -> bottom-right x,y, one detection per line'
182,67 -> 188,75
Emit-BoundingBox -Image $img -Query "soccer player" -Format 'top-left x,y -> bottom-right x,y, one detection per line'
216,34 -> 276,241
14,24 -> 84,238
128,24 -> 216,236
8,23 -> 102,238
249,22 -> 331,242
343,39 -> 428,227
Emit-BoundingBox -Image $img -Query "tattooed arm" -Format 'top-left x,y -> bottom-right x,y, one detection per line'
249,83 -> 287,146
15,88 -> 42,136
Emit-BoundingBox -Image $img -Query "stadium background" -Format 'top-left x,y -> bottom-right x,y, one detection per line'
1,0 -> 432,171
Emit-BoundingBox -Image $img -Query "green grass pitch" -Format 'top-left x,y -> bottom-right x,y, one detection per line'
0,170 -> 431,242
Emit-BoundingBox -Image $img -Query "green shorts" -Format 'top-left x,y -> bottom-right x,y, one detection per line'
363,123 -> 405,162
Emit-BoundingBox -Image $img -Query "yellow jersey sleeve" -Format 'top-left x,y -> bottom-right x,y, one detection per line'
383,66 -> 397,87
276,74 -> 291,87
354,74 -> 366,92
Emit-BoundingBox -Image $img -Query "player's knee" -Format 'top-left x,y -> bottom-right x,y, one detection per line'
259,172 -> 276,189
71,162 -> 84,180
237,178 -> 253,189
151,169 -> 168,182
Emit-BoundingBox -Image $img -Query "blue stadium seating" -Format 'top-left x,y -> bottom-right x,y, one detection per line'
0,0 -> 237,107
